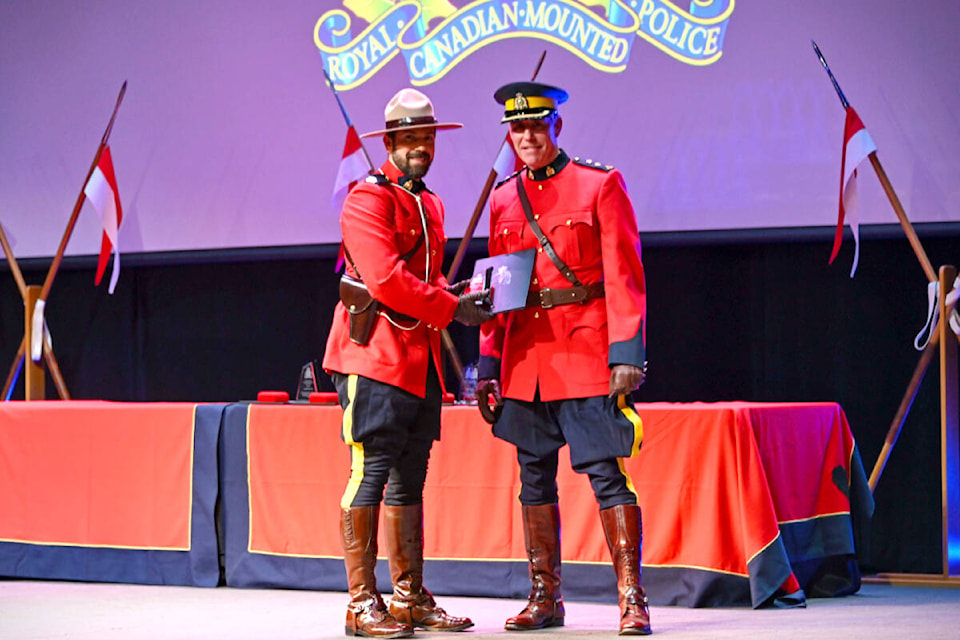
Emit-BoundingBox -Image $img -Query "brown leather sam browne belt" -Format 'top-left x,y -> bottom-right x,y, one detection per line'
526,282 -> 605,309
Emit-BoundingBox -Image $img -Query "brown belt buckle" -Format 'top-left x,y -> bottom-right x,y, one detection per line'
538,288 -> 554,309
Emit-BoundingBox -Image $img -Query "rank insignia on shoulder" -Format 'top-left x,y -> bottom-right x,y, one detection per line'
365,174 -> 390,185
494,168 -> 523,190
573,156 -> 613,172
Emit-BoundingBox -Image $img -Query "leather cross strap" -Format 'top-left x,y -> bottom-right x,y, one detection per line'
341,233 -> 423,324
516,177 -> 605,309
516,177 -> 583,287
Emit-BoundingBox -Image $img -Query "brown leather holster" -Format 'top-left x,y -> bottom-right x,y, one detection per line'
340,274 -> 380,346
340,274 -> 419,345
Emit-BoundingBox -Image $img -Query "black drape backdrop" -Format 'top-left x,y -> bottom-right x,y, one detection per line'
2,224 -> 957,577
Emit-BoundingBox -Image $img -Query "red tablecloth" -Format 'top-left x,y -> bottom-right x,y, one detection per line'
228,401 -> 871,607
0,401 -> 223,586
0,400 -> 870,605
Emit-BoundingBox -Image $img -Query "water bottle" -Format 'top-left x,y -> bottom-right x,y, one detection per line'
459,361 -> 478,405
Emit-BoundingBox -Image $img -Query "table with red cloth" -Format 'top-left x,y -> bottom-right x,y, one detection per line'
0,401 -> 223,587
220,401 -> 873,608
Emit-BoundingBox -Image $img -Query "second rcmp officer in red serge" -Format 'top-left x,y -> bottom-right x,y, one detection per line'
476,82 -> 651,635
323,88 -> 492,638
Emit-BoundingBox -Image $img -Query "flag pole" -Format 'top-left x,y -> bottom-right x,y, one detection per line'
439,50 -> 547,390
0,222 -> 27,299
445,50 -> 547,284
5,82 -> 125,399
39,80 -> 127,301
811,42 -> 936,284
323,68 -> 376,173
813,46 -> 960,575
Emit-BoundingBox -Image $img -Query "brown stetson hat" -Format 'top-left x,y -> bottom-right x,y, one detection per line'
360,88 -> 463,138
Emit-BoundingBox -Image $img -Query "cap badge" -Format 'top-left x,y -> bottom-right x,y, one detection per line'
514,92 -> 528,110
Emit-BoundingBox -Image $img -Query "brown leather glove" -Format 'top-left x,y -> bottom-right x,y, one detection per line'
445,279 -> 469,295
609,363 -> 646,397
453,289 -> 494,326
476,378 -> 503,424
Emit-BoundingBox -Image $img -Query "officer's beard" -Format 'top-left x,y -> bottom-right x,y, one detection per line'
392,150 -> 432,180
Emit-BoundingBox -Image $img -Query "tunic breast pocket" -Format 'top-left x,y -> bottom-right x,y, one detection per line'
547,209 -> 598,267
491,219 -> 526,255
395,217 -> 423,257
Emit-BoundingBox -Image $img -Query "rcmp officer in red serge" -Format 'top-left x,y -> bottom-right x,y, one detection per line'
476,82 -> 651,635
323,88 -> 492,638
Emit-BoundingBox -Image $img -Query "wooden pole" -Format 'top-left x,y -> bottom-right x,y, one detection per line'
445,169 -> 499,284
2,82 -> 125,401
868,328 -> 938,491
938,265 -> 959,576
441,51 -> 547,389
39,81 -> 126,303
0,222 -> 27,298
868,153 -> 937,283
43,326 -> 71,400
2,338 -> 25,401
23,286 -> 44,400
445,50 -> 546,285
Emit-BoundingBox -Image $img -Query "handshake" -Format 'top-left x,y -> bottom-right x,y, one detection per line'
448,280 -> 494,326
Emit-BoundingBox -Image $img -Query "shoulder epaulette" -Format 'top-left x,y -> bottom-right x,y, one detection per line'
572,156 -> 614,172
494,168 -> 523,190
364,173 -> 391,185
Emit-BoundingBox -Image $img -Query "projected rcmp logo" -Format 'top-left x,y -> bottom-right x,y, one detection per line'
315,0 -> 736,89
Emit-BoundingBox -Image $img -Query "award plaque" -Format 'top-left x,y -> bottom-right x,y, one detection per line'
470,248 -> 536,313
296,360 -> 319,400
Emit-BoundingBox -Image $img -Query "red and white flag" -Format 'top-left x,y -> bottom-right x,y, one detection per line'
829,107 -> 876,277
493,135 -> 522,182
331,125 -> 370,272
332,125 -> 369,212
84,145 -> 123,294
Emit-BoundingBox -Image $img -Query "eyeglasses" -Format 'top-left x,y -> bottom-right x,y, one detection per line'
508,118 -> 554,134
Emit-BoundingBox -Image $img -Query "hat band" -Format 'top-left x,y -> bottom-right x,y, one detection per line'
385,115 -> 439,130
504,96 -> 555,111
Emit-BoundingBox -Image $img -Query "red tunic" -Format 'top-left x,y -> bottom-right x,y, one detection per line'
322,160 -> 458,397
480,152 -> 647,402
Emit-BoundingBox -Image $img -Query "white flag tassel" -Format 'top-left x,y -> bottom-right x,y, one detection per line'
30,300 -> 45,362
915,277 -> 960,350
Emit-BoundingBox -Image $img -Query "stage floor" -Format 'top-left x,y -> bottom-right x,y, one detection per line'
1,580 -> 959,640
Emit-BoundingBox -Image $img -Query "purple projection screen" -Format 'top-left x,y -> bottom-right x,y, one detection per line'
1,1 -> 957,259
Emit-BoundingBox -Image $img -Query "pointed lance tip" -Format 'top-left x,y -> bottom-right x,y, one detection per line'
810,40 -> 850,110
811,40 -> 831,72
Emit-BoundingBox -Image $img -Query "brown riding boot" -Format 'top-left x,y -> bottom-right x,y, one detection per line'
341,506 -> 413,638
384,504 -> 474,631
600,504 -> 652,636
505,503 -> 565,631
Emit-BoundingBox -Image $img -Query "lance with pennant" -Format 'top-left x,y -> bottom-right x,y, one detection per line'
3,81 -> 126,400
439,50 -> 548,387
323,68 -> 376,174
814,41 -> 959,542
445,50 -> 547,284
811,40 -> 936,284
